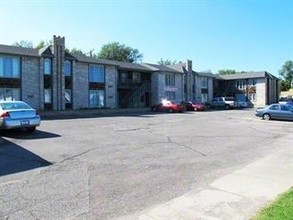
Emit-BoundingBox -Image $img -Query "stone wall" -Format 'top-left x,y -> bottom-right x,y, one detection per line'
21,56 -> 41,109
208,77 -> 213,101
105,65 -> 117,108
73,62 -> 89,109
256,78 -> 266,106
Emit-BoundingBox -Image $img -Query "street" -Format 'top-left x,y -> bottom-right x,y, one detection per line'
0,109 -> 292,220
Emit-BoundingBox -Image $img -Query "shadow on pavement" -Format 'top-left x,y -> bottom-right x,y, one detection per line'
0,137 -> 52,176
0,129 -> 60,140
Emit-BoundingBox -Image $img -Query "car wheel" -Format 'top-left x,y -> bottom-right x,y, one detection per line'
262,114 -> 271,120
194,108 -> 198,111
152,107 -> 157,112
169,108 -> 174,113
224,105 -> 230,110
27,127 -> 36,133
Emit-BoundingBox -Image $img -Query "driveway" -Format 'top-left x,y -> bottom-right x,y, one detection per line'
0,109 -> 292,219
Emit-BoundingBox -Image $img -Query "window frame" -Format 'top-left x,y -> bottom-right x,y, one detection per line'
89,64 -> 105,83
0,55 -> 20,78
165,91 -> 175,100
0,88 -> 20,101
165,73 -> 175,86
44,58 -> 52,75
64,60 -> 72,76
89,89 -> 105,108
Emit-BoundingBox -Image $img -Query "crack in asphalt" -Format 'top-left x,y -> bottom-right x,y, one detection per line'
115,127 -> 150,132
58,147 -> 98,164
167,136 -> 207,157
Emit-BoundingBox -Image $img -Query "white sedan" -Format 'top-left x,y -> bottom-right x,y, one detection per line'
0,101 -> 41,132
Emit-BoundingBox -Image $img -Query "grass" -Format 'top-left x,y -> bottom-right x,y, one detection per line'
252,187 -> 293,220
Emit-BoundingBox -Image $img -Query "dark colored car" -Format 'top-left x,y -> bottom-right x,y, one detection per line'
181,101 -> 206,111
255,103 -> 293,121
151,100 -> 185,113
205,97 -> 236,109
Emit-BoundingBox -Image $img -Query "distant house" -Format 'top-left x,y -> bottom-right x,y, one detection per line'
0,35 -> 279,110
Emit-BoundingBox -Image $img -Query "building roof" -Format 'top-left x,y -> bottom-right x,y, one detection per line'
72,54 -> 119,66
0,44 -> 39,57
194,71 -> 217,78
144,63 -> 183,73
38,45 -> 54,57
167,63 -> 186,73
73,55 -> 154,72
218,71 -> 279,80
116,62 -> 153,72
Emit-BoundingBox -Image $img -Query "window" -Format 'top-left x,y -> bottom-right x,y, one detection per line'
44,89 -> 52,103
201,93 -> 208,103
201,77 -> 208,88
165,73 -> 175,86
0,88 -> 20,101
133,72 -> 141,83
0,55 -> 20,78
165,91 -> 175,100
65,89 -> 71,103
281,105 -> 290,111
64,60 -> 72,76
248,93 -> 256,102
269,105 -> 279,111
44,58 -> 52,75
89,90 -> 104,108
89,65 -> 104,83
252,79 -> 256,86
236,80 -> 245,89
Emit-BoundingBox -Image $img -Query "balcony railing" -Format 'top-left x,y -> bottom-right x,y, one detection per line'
118,79 -> 151,88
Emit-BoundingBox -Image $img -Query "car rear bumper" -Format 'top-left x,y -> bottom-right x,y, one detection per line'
0,116 -> 41,130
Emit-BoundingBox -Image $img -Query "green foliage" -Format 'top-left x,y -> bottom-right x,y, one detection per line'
218,69 -> 236,75
12,40 -> 33,48
279,80 -> 291,91
35,40 -> 52,49
279,60 -> 293,90
157,58 -> 182,65
97,42 -> 143,63
253,187 -> 293,220
69,48 -> 86,56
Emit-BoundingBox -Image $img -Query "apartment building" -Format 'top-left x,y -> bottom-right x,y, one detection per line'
0,35 -> 279,110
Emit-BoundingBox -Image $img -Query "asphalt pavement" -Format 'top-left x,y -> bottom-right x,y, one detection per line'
0,109 -> 292,220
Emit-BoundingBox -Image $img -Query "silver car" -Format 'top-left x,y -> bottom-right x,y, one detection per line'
255,103 -> 293,121
0,101 -> 41,132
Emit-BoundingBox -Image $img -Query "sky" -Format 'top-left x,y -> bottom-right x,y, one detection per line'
0,0 -> 292,76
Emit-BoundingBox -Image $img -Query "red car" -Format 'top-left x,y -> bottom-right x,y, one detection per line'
151,100 -> 185,113
181,101 -> 206,111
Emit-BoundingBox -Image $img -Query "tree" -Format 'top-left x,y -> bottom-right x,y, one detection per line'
12,40 -> 33,48
218,69 -> 236,75
97,42 -> 143,63
69,48 -> 86,56
35,40 -> 52,49
279,80 -> 291,92
157,59 -> 182,65
279,60 -> 293,91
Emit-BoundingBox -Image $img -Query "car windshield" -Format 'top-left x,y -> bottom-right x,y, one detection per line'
0,102 -> 32,110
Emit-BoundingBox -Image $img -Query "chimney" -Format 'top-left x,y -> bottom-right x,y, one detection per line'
186,59 -> 193,101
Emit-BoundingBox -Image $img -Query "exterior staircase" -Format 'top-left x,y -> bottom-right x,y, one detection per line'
126,82 -> 151,108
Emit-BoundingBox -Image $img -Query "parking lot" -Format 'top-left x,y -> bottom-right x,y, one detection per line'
0,109 -> 292,219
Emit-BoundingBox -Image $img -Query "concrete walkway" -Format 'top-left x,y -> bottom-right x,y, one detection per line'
117,135 -> 293,220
